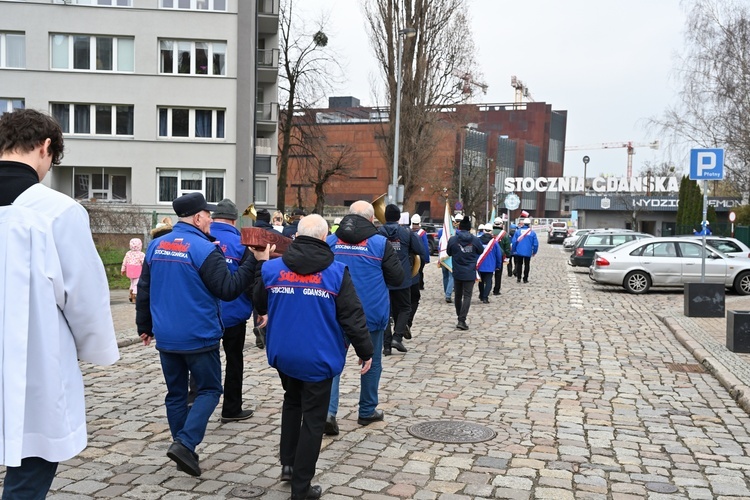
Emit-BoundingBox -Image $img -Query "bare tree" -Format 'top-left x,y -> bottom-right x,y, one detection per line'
277,0 -> 341,212
304,143 -> 357,214
649,0 -> 750,202
365,0 -> 481,208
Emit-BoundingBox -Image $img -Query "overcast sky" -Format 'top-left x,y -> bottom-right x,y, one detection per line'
294,0 -> 687,179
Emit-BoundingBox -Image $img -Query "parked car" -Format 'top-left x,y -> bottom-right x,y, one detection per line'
569,230 -> 652,268
563,229 -> 591,251
421,222 -> 440,255
589,237 -> 750,295
682,235 -> 750,258
547,221 -> 568,244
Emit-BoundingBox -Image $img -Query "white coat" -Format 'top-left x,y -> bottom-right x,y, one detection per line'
0,183 -> 119,466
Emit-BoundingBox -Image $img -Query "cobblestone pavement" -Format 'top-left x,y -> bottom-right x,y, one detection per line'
5,240 -> 750,499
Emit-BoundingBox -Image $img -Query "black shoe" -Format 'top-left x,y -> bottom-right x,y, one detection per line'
280,464 -> 293,482
445,297 -> 452,303
167,441 -> 201,477
403,325 -> 412,340
357,409 -> 384,426
292,485 -> 322,499
517,279 -> 521,283
523,279 -> 528,283
220,409 -> 254,423
481,299 -> 490,304
383,347 -> 392,356
456,321 -> 469,331
324,415 -> 339,436
391,339 -> 407,353
493,291 -> 501,295
253,326 -> 266,349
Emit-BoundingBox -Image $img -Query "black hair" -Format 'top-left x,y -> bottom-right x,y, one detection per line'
0,109 -> 65,165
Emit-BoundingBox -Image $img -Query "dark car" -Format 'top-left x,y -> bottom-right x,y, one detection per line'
569,230 -> 653,268
421,222 -> 440,255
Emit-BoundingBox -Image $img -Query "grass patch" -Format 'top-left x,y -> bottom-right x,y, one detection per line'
98,246 -> 130,290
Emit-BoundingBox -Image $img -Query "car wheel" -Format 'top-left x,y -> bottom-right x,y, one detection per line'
733,271 -> 750,295
624,271 -> 651,294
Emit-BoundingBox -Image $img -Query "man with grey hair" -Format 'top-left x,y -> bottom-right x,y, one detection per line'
252,214 -> 374,499
324,201 -> 404,435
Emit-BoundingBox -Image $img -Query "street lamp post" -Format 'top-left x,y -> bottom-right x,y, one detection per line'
390,27 -> 417,208
582,155 -> 590,194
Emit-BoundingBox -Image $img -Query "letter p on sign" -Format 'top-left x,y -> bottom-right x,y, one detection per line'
690,148 -> 724,180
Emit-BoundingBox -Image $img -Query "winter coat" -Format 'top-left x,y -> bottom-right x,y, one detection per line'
447,230 -> 484,281
377,222 -> 424,290
211,221 -> 254,328
511,225 -> 539,258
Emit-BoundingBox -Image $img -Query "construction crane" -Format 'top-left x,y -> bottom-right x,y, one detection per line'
510,75 -> 534,105
565,140 -> 660,178
452,70 -> 488,101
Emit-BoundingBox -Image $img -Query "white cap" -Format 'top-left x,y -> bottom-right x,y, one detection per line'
494,217 -> 503,225
411,214 -> 421,224
333,217 -> 342,224
453,214 -> 463,222
477,223 -> 486,231
523,218 -> 531,224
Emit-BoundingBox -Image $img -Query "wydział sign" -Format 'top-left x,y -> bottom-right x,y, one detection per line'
503,176 -> 680,193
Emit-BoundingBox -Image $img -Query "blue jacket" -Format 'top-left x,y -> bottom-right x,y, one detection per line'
211,221 -> 253,328
378,222 -> 424,290
447,230 -> 484,281
477,235 -> 503,273
511,226 -> 539,257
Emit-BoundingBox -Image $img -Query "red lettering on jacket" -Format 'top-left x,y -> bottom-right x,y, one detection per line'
279,270 -> 322,284
158,239 -> 190,253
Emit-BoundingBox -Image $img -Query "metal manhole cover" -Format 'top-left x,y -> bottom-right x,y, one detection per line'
666,362 -> 705,373
407,420 -> 497,443
230,486 -> 266,498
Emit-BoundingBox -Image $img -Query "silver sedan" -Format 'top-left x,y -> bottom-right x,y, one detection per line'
589,237 -> 750,295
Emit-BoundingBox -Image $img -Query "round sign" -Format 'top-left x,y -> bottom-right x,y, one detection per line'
454,201 -> 463,211
504,193 -> 520,211
730,211 -> 736,222
583,155 -> 590,164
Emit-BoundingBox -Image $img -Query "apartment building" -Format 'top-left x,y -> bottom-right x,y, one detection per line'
1,0 -> 280,217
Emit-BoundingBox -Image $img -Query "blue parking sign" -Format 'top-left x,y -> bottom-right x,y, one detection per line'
689,148 -> 724,180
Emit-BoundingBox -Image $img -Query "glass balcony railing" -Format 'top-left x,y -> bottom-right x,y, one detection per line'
256,102 -> 278,122
258,48 -> 279,68
257,0 -> 279,15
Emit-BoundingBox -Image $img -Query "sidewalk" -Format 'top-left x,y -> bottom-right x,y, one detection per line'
660,293 -> 750,415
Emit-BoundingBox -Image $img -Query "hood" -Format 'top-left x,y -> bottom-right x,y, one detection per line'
379,221 -> 401,239
479,233 -> 492,244
457,230 -> 475,244
334,214 -> 378,244
129,238 -> 143,252
282,235 -> 334,275
254,219 -> 277,231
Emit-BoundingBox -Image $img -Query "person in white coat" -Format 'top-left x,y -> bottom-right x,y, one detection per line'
0,109 -> 120,499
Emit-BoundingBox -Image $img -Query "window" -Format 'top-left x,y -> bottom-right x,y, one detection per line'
254,178 -> 268,204
642,242 -> 677,257
74,172 -> 127,201
159,39 -> 226,75
707,240 -> 741,254
160,0 -> 227,11
52,0 -> 132,5
158,107 -> 225,139
0,98 -> 24,116
52,103 -> 134,136
51,34 -> 134,72
677,242 -> 707,258
1,32 -> 25,69
158,169 -> 224,203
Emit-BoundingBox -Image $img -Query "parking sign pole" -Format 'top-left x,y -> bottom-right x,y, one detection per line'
701,179 -> 708,283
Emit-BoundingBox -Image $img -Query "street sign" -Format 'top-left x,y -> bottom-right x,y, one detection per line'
730,211 -> 736,222
689,148 -> 725,180
454,201 -> 463,211
504,193 -> 520,210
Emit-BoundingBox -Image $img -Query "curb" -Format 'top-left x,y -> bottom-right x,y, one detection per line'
661,315 -> 750,415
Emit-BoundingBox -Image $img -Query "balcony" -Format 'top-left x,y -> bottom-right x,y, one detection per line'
256,137 -> 275,156
257,0 -> 279,15
258,48 -> 279,82
256,102 -> 278,131
257,0 -> 279,34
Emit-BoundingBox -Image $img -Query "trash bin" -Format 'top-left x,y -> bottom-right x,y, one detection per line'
727,310 -> 750,353
684,282 -> 725,318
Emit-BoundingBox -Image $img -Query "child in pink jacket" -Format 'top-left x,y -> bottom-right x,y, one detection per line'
121,238 -> 145,303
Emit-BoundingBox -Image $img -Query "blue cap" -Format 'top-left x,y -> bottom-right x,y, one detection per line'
510,223 -> 518,229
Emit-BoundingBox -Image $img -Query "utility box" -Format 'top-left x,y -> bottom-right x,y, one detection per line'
727,310 -> 750,353
684,282 -> 725,317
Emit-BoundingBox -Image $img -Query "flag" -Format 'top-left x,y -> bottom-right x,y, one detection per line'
520,210 -> 529,218
489,205 -> 496,225
439,199 -> 453,272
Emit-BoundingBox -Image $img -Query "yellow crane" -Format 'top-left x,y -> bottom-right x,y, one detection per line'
565,140 -> 660,178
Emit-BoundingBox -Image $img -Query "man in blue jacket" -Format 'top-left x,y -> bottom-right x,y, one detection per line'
477,225 -> 503,304
378,204 -> 424,354
210,199 -> 255,423
136,192 -> 256,477
447,216 -> 484,330
511,218 -> 539,283
252,214 -> 373,500
325,201 -> 404,435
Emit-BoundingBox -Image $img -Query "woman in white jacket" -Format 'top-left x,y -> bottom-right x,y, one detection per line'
0,109 -> 119,499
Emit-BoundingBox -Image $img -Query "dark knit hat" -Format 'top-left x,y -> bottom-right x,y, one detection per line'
212,198 -> 238,220
459,216 -> 472,231
173,192 -> 218,217
385,204 -> 401,222
292,208 -> 306,217
256,208 -> 271,223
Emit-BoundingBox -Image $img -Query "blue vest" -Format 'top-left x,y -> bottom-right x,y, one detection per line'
327,234 -> 389,332
262,258 -> 348,382
211,222 -> 253,327
145,222 -> 222,351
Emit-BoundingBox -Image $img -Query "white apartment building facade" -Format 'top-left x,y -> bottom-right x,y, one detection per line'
1,0 -> 279,219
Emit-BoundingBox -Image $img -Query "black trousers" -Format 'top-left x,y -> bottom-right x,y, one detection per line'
514,255 -> 531,281
221,321 -> 246,417
278,371 -> 332,498
493,267 -> 503,294
384,288 -> 411,347
454,280 -> 475,322
507,255 -> 514,276
477,272 -> 493,301
407,281 -> 421,328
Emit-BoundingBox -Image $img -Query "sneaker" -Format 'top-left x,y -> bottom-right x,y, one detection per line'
324,415 -> 339,436
220,409 -> 254,423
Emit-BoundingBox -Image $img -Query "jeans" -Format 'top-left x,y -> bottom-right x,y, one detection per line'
159,347 -> 223,452
278,371 -> 332,497
441,266 -> 454,299
2,457 -> 58,500
328,329 -> 384,419
221,322 -> 247,417
454,280 -> 475,322
477,272 -> 493,301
